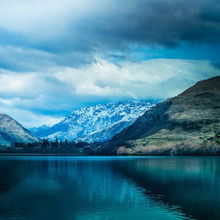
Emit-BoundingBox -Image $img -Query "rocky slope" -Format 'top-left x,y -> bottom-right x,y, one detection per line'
31,100 -> 156,142
99,76 -> 220,155
0,114 -> 38,148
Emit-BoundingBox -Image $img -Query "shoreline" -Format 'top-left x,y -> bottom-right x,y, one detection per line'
0,153 -> 220,157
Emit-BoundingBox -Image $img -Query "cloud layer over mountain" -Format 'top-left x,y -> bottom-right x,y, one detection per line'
0,0 -> 219,127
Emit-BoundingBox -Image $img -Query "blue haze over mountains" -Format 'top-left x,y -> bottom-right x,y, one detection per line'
30,100 -> 156,142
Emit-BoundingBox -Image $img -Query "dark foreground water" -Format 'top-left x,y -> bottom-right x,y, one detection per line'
0,156 -> 220,220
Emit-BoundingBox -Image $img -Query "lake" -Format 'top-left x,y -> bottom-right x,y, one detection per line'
0,156 -> 219,220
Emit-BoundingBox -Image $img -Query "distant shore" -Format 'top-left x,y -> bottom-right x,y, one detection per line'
1,152 -> 220,156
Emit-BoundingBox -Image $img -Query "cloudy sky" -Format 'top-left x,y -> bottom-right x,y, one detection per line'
0,0 -> 220,127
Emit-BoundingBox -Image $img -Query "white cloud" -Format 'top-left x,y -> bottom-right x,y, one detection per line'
54,58 -> 220,99
0,58 -> 219,127
0,73 -> 34,94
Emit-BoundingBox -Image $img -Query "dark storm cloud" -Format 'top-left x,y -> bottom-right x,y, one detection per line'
0,0 -> 219,71
1,0 -> 220,55
36,0 -> 219,56
81,0 -> 220,49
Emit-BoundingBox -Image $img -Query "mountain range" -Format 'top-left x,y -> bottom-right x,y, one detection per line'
98,76 -> 220,155
0,76 -> 219,155
30,100 -> 156,143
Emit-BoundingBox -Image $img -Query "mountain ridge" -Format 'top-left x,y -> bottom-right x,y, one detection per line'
98,76 -> 220,155
0,113 -> 38,148
31,100 -> 157,142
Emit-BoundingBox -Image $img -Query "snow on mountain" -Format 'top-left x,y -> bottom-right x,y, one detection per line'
0,113 -> 38,147
30,125 -> 50,137
80,120 -> 133,143
32,100 -> 157,142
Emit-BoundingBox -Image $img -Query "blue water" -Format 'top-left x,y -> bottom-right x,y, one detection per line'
0,156 -> 220,220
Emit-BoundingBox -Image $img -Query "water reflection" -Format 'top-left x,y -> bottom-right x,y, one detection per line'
113,157 -> 220,220
0,156 -> 219,220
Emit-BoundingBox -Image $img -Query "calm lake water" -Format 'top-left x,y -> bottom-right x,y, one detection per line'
0,156 -> 220,220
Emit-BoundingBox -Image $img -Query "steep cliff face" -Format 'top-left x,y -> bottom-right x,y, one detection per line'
0,114 -> 38,147
101,76 -> 220,155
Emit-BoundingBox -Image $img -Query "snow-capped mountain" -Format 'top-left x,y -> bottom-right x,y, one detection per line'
30,125 -> 51,138
31,100 -> 156,142
0,113 -> 38,147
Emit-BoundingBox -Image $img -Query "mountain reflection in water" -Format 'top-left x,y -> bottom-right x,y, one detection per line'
0,156 -> 219,220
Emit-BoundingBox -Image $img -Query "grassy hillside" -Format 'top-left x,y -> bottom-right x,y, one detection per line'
100,76 -> 220,155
